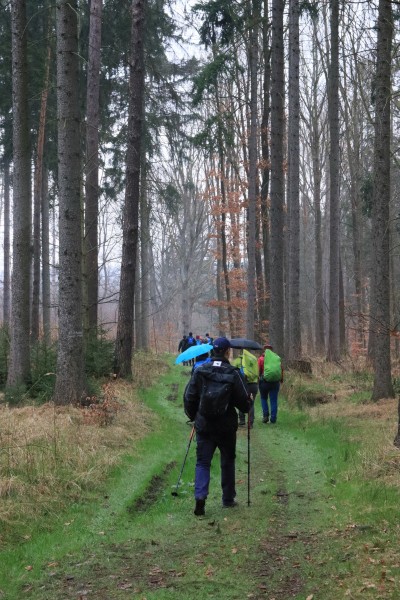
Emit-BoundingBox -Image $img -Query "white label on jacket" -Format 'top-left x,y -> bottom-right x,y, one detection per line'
212,361 -> 222,367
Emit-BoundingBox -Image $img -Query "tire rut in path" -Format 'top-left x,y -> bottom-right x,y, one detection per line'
253,431 -> 322,599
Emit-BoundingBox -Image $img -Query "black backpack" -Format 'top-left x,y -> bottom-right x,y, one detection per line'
198,369 -> 235,419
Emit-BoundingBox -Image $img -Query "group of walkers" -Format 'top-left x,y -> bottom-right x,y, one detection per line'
178,332 -> 213,366
179,335 -> 283,516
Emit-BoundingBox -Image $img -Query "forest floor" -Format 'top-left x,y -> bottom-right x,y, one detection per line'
1,356 -> 400,600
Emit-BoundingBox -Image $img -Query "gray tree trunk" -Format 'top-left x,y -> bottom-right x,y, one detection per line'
53,0 -> 85,405
31,45 -> 50,343
246,0 -> 258,340
261,0 -> 271,329
310,16 -> 325,355
7,0 -> 31,388
326,0 -> 340,362
371,0 -> 394,401
85,0 -> 102,338
140,169 -> 150,350
3,160 -> 11,328
114,0 -> 145,377
287,0 -> 301,359
41,166 -> 51,344
269,0 -> 285,355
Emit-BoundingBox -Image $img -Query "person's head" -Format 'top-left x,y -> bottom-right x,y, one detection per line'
263,343 -> 273,351
213,336 -> 231,358
205,332 -> 209,337
188,331 -> 193,336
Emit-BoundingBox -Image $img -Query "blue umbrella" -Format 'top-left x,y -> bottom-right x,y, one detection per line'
175,343 -> 213,364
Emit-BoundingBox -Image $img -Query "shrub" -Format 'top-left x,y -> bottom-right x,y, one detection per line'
85,329 -> 115,378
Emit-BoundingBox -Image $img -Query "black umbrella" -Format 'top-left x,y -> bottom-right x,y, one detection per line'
229,338 -> 263,350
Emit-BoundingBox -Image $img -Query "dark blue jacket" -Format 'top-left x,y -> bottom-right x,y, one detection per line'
184,358 -> 250,434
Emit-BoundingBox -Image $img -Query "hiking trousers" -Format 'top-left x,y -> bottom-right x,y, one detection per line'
194,430 -> 236,504
259,380 -> 280,423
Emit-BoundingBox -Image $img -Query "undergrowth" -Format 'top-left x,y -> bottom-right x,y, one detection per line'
0,352 -> 168,544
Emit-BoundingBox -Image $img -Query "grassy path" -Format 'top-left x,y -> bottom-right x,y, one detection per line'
4,362 -> 400,599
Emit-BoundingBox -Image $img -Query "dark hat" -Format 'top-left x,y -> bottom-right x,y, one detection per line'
213,337 -> 231,351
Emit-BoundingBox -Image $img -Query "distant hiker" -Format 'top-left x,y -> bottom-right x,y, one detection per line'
258,344 -> 283,424
186,332 -> 197,366
178,335 -> 187,353
184,337 -> 250,516
205,333 -> 212,344
232,349 -> 259,428
195,335 -> 202,345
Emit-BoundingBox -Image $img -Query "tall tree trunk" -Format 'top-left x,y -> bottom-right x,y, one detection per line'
269,0 -> 285,355
7,0 -> 31,388
41,166 -> 51,344
261,0 -> 271,329
54,0 -> 85,405
326,0 -> 340,362
339,253 -> 346,352
31,44 -> 51,343
371,0 -> 394,401
215,102 -> 234,335
85,0 -> 102,338
3,160 -> 11,328
140,165 -> 150,350
246,0 -> 259,340
311,17 -> 325,354
114,0 -> 145,377
287,0 -> 301,359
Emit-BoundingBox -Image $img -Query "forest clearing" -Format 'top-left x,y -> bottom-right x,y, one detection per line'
1,353 -> 399,600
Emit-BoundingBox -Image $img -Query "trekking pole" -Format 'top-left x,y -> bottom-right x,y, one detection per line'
171,425 -> 195,497
236,370 -> 252,507
247,404 -> 251,506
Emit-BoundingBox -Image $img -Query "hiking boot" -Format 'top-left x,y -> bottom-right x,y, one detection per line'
194,498 -> 205,516
222,500 -> 238,508
262,415 -> 269,423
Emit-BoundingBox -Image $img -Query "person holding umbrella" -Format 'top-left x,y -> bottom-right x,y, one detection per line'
232,349 -> 259,428
184,337 -> 250,516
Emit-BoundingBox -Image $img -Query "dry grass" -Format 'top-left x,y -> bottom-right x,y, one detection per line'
290,357 -> 400,489
0,379 -> 153,529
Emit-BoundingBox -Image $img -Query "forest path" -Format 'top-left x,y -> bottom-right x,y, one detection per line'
14,366 -> 392,600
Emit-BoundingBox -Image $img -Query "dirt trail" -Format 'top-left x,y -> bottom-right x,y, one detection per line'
244,423 -> 332,599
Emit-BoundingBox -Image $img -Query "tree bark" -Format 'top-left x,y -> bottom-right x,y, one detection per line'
326,0 -> 340,362
85,0 -> 102,338
41,166 -> 51,344
269,0 -> 285,355
114,0 -> 145,377
3,160 -> 11,328
287,0 -> 301,359
31,44 -> 51,343
7,0 -> 31,388
261,0 -> 271,331
53,0 -> 85,404
246,0 -> 258,340
371,0 -> 394,401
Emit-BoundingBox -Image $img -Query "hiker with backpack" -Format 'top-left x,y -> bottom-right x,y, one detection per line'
184,337 -> 251,516
232,349 -> 259,428
258,344 -> 283,424
185,332 -> 197,366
